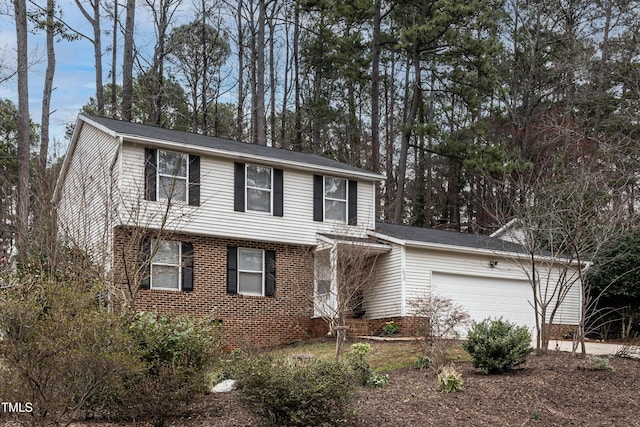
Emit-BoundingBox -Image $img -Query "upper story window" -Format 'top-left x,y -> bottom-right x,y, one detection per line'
158,150 -> 188,202
144,147 -> 200,206
246,164 -> 272,213
313,175 -> 357,225
234,162 -> 283,216
324,176 -> 347,222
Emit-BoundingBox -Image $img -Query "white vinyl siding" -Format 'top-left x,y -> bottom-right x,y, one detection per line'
57,124 -> 120,270
362,242 -> 581,327
363,243 -> 404,318
118,142 -> 376,245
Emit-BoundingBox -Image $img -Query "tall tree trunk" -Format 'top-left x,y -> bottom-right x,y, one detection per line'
200,1 -> 208,134
371,0 -> 382,215
75,0 -> 103,115
14,0 -> 30,259
593,0 -> 611,137
35,0 -> 56,226
384,52 -> 397,220
92,0 -> 103,115
111,0 -> 118,117
393,43 -> 421,224
293,2 -> 302,150
145,0 -> 181,126
255,0 -> 267,145
268,6 -> 276,146
280,2 -> 292,149
122,0 -> 136,121
236,0 -> 245,141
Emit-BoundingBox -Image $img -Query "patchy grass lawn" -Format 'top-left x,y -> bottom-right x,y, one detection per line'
267,336 -> 467,371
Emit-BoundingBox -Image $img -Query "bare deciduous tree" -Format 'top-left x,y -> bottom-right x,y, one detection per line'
312,233 -> 384,361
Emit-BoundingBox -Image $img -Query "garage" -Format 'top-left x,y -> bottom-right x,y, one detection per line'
431,272 -> 536,332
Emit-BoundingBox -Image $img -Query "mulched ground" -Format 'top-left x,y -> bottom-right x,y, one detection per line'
164,349 -> 640,427
3,348 -> 639,426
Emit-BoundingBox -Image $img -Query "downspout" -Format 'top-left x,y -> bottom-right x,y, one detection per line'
400,244 -> 407,317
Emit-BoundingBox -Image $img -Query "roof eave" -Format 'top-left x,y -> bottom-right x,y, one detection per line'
369,230 -> 580,265
79,114 -> 385,182
121,134 -> 384,181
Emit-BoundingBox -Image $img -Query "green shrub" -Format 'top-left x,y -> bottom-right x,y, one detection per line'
347,342 -> 373,385
580,355 -> 615,372
119,313 -> 223,422
382,320 -> 400,335
367,372 -> 390,387
437,365 -> 464,392
232,354 -> 356,427
462,318 -> 534,374
414,354 -> 434,370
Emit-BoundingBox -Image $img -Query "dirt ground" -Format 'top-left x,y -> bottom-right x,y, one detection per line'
151,350 -> 639,426
3,348 -> 639,427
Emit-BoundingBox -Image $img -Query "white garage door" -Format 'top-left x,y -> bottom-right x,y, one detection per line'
431,272 -> 535,332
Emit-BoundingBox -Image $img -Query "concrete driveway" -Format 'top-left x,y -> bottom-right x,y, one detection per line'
541,339 -> 640,358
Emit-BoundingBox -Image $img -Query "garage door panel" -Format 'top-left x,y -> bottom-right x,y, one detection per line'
431,272 -> 535,332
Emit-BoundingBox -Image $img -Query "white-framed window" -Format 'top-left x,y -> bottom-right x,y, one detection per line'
158,150 -> 188,202
246,164 -> 272,212
315,249 -> 331,296
150,239 -> 181,290
324,176 -> 347,222
238,248 -> 264,296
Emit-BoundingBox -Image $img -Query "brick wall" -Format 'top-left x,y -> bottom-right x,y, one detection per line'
112,226 -> 322,348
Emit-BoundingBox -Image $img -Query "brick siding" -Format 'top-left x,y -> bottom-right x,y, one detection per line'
112,226 -> 322,348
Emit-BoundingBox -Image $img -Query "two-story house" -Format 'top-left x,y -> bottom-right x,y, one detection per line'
54,115 -> 581,347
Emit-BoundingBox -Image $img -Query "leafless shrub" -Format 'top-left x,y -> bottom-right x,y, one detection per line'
409,294 -> 471,369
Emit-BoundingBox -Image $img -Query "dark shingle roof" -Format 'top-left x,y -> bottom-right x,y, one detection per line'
81,114 -> 381,179
374,222 -> 530,254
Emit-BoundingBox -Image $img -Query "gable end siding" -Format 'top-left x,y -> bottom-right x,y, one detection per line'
57,124 -> 121,270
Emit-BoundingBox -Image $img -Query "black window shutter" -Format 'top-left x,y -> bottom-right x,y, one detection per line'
265,250 -> 276,297
273,168 -> 283,217
181,242 -> 194,292
188,155 -> 200,206
313,175 -> 323,222
144,148 -> 157,201
227,246 -> 238,294
348,180 -> 358,225
139,236 -> 151,289
234,163 -> 245,212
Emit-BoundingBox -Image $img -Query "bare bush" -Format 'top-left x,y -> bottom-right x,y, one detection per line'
409,294 -> 471,369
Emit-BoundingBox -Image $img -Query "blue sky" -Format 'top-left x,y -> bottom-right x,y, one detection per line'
0,1 -> 166,157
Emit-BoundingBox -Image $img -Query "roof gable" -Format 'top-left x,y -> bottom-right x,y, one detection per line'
79,114 -> 382,181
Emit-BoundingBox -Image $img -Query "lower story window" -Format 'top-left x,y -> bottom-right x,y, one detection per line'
238,248 -> 264,296
227,246 -> 275,297
151,240 -> 181,290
